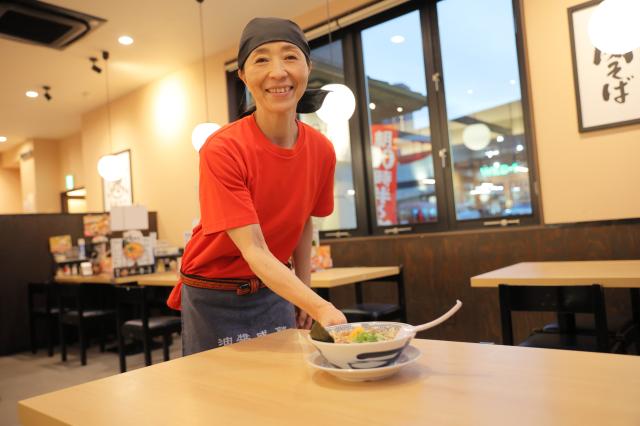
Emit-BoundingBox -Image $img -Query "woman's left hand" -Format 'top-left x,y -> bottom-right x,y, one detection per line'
295,307 -> 313,329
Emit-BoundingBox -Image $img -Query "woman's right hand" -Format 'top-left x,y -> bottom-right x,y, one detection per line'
315,303 -> 347,327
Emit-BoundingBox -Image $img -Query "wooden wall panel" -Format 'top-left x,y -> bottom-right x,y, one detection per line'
0,212 -> 158,355
325,221 -> 640,344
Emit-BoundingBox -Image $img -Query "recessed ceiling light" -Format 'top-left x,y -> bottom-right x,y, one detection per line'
369,102 -> 376,110
496,135 -> 505,142
396,106 -> 404,113
26,90 -> 38,98
118,35 -> 134,45
0,136 -> 7,143
390,35 -> 405,44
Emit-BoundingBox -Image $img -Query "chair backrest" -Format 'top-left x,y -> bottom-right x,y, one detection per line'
354,265 -> 406,322
28,282 -> 56,314
115,285 -> 150,330
498,284 -> 608,349
55,283 -> 87,314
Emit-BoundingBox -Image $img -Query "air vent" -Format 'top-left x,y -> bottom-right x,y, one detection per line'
0,0 -> 105,49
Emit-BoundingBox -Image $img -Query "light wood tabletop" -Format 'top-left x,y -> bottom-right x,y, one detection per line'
470,260 -> 640,288
18,329 -> 640,426
54,274 -> 138,285
138,266 -> 401,288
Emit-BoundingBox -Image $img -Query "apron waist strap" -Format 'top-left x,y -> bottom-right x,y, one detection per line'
180,272 -> 265,296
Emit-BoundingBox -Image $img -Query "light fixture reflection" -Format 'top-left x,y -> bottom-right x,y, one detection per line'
317,83 -> 356,124
390,35 -> 405,44
118,35 -> 134,45
0,136 -> 7,143
26,91 -> 38,98
191,122 -> 220,152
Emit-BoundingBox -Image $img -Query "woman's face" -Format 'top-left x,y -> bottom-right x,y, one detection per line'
239,41 -> 310,115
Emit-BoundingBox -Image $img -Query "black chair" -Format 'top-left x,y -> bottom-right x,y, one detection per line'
341,266 -> 407,323
115,285 -> 181,373
28,281 -> 59,356
499,284 -> 612,352
57,283 -> 115,365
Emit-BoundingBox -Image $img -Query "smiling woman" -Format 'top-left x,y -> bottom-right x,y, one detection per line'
167,17 -> 347,356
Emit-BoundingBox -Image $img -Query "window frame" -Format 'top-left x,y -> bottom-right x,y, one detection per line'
224,0 -> 541,239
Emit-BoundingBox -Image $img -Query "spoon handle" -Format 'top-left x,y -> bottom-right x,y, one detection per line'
412,300 -> 463,333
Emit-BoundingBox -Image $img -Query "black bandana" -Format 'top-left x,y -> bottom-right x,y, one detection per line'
237,17 -> 328,116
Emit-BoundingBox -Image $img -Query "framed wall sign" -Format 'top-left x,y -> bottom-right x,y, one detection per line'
568,0 -> 640,132
102,149 -> 133,211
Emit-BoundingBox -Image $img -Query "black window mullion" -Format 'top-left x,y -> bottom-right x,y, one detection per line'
419,2 -> 454,232
511,0 -> 542,226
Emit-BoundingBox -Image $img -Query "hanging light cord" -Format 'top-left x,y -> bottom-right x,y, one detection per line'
103,51 -> 113,153
325,0 -> 333,65
198,0 -> 209,122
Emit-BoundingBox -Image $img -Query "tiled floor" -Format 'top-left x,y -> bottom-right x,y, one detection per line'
0,337 -> 182,426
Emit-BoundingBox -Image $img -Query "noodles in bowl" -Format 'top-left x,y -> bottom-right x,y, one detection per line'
330,324 -> 401,343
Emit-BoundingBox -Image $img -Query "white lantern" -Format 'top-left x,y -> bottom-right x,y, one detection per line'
588,0 -> 640,54
191,122 -> 221,152
97,155 -> 123,182
316,84 -> 356,124
462,123 -> 491,151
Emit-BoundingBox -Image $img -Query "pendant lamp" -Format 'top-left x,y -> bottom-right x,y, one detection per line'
191,0 -> 220,152
588,0 -> 640,54
96,50 -> 123,182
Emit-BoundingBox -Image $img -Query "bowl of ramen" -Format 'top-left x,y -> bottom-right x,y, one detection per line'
307,322 -> 415,369
307,300 -> 462,370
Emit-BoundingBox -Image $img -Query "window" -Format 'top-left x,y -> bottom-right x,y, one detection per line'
361,11 -> 438,227
299,41 -> 358,232
437,0 -> 534,221
225,0 -> 538,237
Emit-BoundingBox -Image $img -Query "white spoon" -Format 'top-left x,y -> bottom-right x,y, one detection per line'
410,299 -> 463,333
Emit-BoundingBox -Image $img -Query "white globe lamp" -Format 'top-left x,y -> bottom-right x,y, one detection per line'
588,0 -> 640,54
316,84 -> 356,124
97,155 -> 123,182
462,123 -> 491,151
191,122 -> 220,152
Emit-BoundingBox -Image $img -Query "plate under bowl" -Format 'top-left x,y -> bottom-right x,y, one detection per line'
306,345 -> 421,382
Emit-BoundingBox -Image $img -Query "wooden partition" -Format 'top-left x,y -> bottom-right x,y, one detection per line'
324,220 -> 640,344
0,212 -> 157,355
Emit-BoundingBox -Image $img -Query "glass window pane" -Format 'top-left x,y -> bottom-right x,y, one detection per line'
438,0 -> 533,221
361,11 -> 438,227
299,40 -> 358,231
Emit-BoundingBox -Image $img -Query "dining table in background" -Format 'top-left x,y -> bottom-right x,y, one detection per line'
18,329 -> 640,425
471,260 -> 640,347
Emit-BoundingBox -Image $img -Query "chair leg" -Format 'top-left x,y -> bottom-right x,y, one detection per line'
143,335 -> 152,366
79,325 -> 87,366
99,321 -> 106,353
59,320 -> 67,362
117,329 -> 127,373
30,316 -> 38,354
47,317 -> 55,357
163,334 -> 170,361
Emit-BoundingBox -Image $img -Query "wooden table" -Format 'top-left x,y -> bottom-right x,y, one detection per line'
18,329 -> 640,426
54,274 -> 138,285
471,260 -> 640,347
56,266 -> 401,291
470,260 -> 640,288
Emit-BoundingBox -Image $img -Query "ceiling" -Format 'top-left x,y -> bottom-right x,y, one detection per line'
0,0 -> 328,152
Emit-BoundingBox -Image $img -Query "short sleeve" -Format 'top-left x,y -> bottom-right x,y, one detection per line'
199,140 -> 259,235
311,146 -> 336,217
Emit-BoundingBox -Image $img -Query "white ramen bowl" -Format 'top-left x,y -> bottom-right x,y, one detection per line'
307,322 -> 415,370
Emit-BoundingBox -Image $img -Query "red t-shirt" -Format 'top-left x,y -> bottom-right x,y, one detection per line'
167,114 -> 335,309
